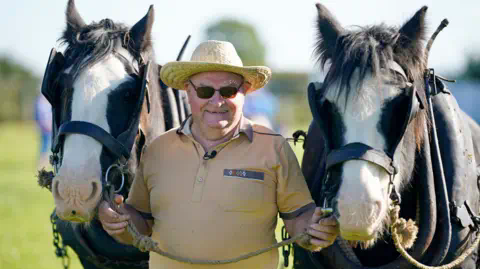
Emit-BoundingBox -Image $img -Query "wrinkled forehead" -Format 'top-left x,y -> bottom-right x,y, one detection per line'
190,71 -> 244,86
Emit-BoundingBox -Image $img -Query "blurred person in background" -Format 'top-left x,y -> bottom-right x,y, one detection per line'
243,86 -> 281,131
34,92 -> 52,168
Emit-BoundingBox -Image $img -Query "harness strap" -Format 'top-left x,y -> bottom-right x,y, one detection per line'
307,82 -> 324,129
326,142 -> 396,175
54,121 -> 130,160
116,61 -> 151,159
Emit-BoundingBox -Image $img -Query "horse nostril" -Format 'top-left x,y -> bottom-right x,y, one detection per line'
86,181 -> 99,202
53,180 -> 63,200
72,210 -> 76,215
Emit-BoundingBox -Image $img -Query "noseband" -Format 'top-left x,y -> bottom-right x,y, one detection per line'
41,47 -> 152,193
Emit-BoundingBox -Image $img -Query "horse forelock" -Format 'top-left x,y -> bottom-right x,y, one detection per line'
59,18 -> 154,82
319,25 -> 420,93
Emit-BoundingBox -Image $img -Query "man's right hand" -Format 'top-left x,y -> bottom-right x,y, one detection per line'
98,194 -> 131,236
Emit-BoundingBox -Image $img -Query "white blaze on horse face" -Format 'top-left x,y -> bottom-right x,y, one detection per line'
327,70 -> 402,240
53,51 -> 134,222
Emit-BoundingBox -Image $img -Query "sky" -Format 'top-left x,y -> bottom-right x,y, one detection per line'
1,0 -> 479,77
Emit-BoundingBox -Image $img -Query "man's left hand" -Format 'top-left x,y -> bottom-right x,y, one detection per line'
304,207 -> 338,252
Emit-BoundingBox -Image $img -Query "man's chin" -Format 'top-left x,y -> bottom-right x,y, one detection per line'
208,123 -> 229,129
204,119 -> 230,129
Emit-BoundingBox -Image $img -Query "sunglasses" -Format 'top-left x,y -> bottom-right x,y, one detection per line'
189,79 -> 243,99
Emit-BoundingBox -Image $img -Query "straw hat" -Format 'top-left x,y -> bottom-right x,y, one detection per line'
160,40 -> 272,92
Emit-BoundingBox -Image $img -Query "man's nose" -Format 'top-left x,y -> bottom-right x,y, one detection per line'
208,91 -> 225,105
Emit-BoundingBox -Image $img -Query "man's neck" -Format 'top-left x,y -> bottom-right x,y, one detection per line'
191,122 -> 239,152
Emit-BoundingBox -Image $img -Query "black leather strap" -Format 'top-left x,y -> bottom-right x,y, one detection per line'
53,121 -> 130,160
41,48 -> 65,106
307,82 -> 324,128
326,142 -> 396,175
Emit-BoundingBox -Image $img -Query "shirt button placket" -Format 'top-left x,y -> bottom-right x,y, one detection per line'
192,154 -> 208,202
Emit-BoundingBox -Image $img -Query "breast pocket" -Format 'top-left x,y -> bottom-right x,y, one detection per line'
220,169 -> 265,212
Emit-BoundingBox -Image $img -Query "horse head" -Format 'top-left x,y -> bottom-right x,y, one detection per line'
313,4 -> 429,247
45,0 -> 164,222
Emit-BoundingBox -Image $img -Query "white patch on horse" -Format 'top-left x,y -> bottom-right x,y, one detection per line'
59,53 -> 134,179
326,69 -> 402,239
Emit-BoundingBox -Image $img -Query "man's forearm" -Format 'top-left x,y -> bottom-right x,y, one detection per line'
283,208 -> 316,250
112,204 -> 153,245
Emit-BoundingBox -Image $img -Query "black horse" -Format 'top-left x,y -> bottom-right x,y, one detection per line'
39,0 -> 189,268
294,4 -> 480,269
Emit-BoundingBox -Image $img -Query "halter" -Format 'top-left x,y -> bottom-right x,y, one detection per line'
41,47 -> 152,193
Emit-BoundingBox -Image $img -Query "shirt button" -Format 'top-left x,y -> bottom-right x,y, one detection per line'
197,177 -> 203,182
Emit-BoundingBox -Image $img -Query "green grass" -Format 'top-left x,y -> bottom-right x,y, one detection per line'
0,121 -> 310,269
0,122 -> 83,269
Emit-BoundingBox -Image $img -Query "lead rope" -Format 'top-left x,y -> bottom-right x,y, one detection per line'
103,134 -> 320,265
105,186 -> 312,265
390,205 -> 480,269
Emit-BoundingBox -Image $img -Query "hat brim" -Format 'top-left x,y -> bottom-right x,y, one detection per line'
160,62 -> 272,93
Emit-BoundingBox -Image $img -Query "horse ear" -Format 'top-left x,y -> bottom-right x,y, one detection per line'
65,0 -> 86,35
314,3 -> 344,63
129,5 -> 155,55
396,6 -> 428,50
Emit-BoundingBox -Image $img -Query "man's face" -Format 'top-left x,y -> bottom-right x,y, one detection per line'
186,71 -> 248,139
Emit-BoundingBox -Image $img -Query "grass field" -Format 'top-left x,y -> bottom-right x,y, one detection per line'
0,121 -> 310,269
0,122 -> 83,269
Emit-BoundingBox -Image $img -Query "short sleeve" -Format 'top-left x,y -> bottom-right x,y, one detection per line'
277,141 -> 315,220
125,154 -> 151,214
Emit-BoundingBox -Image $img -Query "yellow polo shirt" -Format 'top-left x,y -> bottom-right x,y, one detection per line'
127,116 -> 315,269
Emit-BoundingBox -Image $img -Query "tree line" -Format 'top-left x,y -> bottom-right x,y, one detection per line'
0,18 -> 478,123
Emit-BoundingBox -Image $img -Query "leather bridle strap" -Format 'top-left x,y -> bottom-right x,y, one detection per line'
326,142 -> 396,175
53,121 -> 130,160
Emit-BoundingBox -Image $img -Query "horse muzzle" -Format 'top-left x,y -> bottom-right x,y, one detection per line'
52,176 -> 102,222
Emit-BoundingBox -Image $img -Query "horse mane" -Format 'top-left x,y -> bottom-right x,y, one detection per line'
59,18 -> 154,80
315,23 -> 429,147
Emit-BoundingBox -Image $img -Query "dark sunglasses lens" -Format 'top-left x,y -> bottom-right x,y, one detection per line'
196,87 -> 215,99
219,87 -> 238,98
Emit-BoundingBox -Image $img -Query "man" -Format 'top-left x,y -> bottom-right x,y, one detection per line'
34,93 -> 52,168
99,40 -> 338,268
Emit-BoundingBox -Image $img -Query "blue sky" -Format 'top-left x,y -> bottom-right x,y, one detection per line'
1,0 -> 479,77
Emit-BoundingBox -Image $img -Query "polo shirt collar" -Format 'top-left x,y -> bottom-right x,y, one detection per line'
178,115 -> 253,142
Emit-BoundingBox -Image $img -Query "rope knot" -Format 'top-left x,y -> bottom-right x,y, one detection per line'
132,232 -> 158,252
390,205 -> 418,250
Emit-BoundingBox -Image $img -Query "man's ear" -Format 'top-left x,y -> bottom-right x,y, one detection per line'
185,83 -> 192,97
243,81 -> 253,94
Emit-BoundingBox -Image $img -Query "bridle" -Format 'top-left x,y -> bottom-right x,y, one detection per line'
308,60 -> 425,212
41,47 -> 152,193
